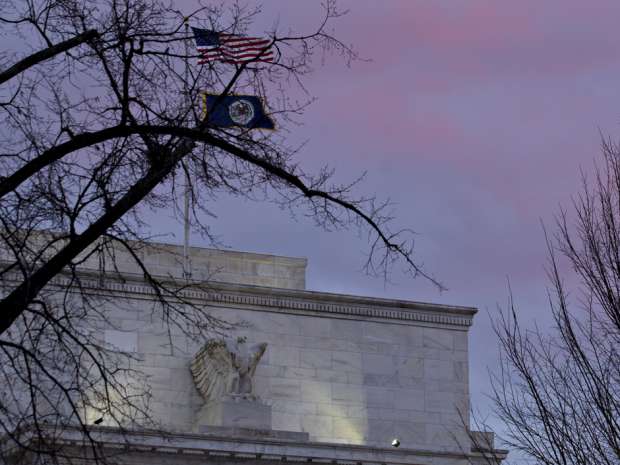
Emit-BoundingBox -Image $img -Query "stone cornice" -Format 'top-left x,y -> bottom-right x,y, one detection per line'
8,267 -> 476,328
210,283 -> 475,328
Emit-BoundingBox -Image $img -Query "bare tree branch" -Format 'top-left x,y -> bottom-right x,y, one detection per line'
0,30 -> 98,85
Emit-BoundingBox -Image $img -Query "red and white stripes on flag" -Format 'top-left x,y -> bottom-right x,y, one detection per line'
192,27 -> 274,64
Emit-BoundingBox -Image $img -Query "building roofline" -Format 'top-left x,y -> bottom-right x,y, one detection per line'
4,267 -> 476,328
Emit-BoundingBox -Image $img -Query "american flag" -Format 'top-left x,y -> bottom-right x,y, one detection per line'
192,27 -> 274,64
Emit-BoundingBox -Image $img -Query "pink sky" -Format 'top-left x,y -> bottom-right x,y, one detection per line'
169,0 -> 620,447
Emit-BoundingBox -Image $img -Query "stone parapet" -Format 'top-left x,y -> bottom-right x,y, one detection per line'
2,232 -> 308,290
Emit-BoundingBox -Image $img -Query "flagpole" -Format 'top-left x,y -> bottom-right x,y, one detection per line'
183,17 -> 191,280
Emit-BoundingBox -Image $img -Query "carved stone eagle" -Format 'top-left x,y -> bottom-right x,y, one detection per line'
190,337 -> 268,402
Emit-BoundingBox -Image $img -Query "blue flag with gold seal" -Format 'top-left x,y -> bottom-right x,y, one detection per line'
202,94 -> 275,130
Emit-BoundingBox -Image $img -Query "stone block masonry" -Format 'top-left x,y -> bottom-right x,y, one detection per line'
83,244 -> 476,452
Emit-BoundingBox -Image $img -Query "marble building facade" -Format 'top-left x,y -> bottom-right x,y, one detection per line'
21,242 -> 507,464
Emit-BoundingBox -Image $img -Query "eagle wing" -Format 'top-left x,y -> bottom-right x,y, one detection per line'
190,339 -> 234,401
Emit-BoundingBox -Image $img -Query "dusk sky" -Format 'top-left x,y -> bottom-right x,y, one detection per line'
161,1 -> 620,446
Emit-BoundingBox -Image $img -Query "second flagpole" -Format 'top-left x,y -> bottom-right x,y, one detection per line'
183,17 -> 191,280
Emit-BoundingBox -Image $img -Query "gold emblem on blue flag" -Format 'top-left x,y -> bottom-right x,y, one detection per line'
202,93 -> 275,130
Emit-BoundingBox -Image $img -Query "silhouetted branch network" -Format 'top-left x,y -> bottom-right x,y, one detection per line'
488,140 -> 620,465
0,0 -> 442,462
